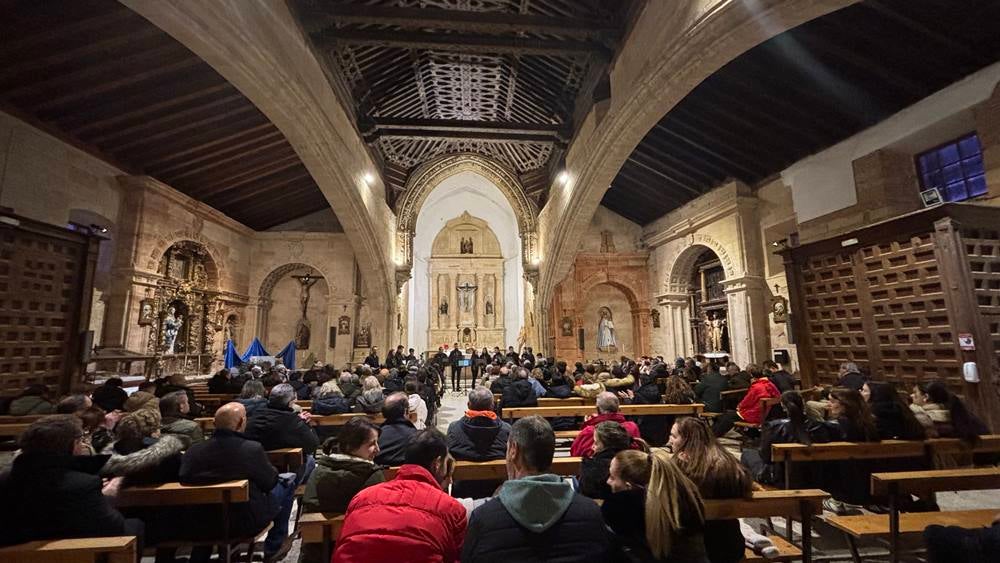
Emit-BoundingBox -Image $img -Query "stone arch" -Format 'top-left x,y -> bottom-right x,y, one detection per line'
577,270 -> 641,312
146,231 -> 225,290
665,236 -> 737,293
252,262 -> 329,344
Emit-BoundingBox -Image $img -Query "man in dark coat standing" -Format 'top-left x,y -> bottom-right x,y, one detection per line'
374,392 -> 417,466
180,402 -> 298,561
0,415 -> 143,548
364,347 -> 380,370
461,416 -> 610,562
448,343 -> 464,392
447,387 -> 511,498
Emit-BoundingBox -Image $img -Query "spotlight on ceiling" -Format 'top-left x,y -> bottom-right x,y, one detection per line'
557,170 -> 569,185
363,172 -> 376,185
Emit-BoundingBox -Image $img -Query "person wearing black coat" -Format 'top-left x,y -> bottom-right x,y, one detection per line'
694,367 -> 728,413
447,387 -> 511,498
364,347 -> 380,370
763,361 -> 796,393
490,371 -> 513,394
91,378 -> 128,412
448,344 -> 464,391
373,392 -> 417,467
311,393 -> 351,415
500,369 -> 537,409
0,415 -> 143,548
835,362 -> 866,392
244,384 -> 319,454
505,346 -> 519,364
741,392 -> 834,486
180,403 -> 297,562
627,370 -> 670,446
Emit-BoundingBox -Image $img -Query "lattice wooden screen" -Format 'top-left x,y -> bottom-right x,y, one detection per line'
0,216 -> 97,394
964,227 -> 1000,373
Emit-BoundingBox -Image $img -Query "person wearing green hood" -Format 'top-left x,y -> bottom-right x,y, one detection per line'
461,415 -> 610,562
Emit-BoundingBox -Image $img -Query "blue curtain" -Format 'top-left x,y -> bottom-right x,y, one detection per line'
240,337 -> 269,362
223,339 -> 241,369
276,341 -> 297,371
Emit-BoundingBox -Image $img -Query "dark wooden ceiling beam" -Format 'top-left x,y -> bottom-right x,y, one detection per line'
106,105 -> 259,152
375,128 -> 558,143
193,156 -> 303,198
184,147 -> 300,189
366,116 -> 567,141
314,5 -> 618,39
86,93 -> 246,145
130,121 -> 274,167
615,164 -> 696,208
162,137 -> 292,182
207,169 -> 313,208
210,177 -> 316,210
317,29 -> 609,57
150,132 -> 287,177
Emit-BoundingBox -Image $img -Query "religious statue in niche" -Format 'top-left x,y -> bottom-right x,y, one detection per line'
292,272 -> 319,349
651,308 -> 661,328
485,299 -> 494,316
224,314 -> 239,344
163,305 -> 184,355
597,307 -> 618,353
459,237 -> 474,254
600,231 -> 616,253
439,298 -> 449,315
771,284 -> 788,324
458,281 -> 477,313
338,315 -> 350,335
703,312 -> 727,352
355,321 -> 372,349
560,316 -> 573,337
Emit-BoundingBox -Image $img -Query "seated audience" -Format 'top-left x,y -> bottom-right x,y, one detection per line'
909,382 -> 946,436
694,363 -> 727,413
159,390 -> 205,445
602,448 -> 707,562
155,373 -> 202,417
245,383 -> 320,456
500,367 -> 538,409
339,372 -> 362,405
712,369 -> 780,437
741,391 -> 833,485
570,392 -> 640,458
725,362 -> 750,390
822,388 -> 879,513
528,368 -> 547,398
577,421 -> 647,500
102,398 -> 184,486
236,380 -> 268,417
312,381 -> 351,415
55,393 -> 93,415
763,360 -> 796,393
8,384 -> 55,415
180,402 -> 298,563
867,382 -> 926,440
447,386 -> 511,498
0,415 -> 141,547
92,377 -> 128,412
924,513 -> 1000,563
670,417 -> 753,563
917,380 -> 989,443
836,362 -> 867,391
573,371 -> 605,399
354,376 -> 385,414
406,379 -> 428,430
335,430 -> 466,563
462,416 -> 610,562
620,366 -> 670,446
79,405 -> 114,455
208,368 -> 242,394
375,392 -> 417,466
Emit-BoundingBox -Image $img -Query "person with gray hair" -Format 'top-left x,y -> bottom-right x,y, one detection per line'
462,416 -> 610,561
339,371 -> 362,405
447,386 -> 511,498
570,391 -> 640,458
374,392 -> 416,466
244,383 -> 319,454
500,365 -> 537,410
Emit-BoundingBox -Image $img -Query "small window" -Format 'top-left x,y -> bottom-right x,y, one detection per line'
916,133 -> 987,203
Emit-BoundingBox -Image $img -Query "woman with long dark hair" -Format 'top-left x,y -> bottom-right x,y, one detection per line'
577,421 -> 649,500
867,382 -> 926,440
741,391 -> 833,485
924,381 -> 989,443
823,388 -> 879,513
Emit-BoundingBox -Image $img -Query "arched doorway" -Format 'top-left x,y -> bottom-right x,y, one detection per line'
688,249 -> 729,355
256,264 -> 330,365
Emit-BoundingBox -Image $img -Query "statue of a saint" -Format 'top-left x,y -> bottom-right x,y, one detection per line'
439,299 -> 449,315
485,299 -> 494,315
596,307 -> 617,352
164,306 -> 183,354
703,312 -> 726,351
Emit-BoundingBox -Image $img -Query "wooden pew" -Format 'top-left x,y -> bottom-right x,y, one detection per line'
0,414 -> 46,424
504,403 -> 703,420
384,456 -> 583,481
196,412 -> 385,433
116,480 -> 259,563
703,489 -> 829,563
267,448 -> 303,472
771,440 -> 927,490
0,422 -> 32,440
0,536 -> 137,563
299,513 -> 345,563
925,434 -> 1000,456
827,467 -> 1000,563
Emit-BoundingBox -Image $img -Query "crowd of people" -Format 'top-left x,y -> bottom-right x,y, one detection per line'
0,351 -> 996,562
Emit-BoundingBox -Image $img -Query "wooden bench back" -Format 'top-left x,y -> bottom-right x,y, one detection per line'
702,489 -> 828,520
299,513 -> 345,544
196,412 -> 384,432
116,480 -> 249,508
871,467 -> 1000,496
266,448 -> 304,472
383,457 -> 582,481
0,422 -> 32,438
0,536 -> 137,563
505,403 -> 703,419
924,434 -> 1000,455
0,415 -> 46,424
772,440 -> 925,462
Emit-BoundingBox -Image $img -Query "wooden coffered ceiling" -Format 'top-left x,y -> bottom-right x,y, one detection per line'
606,0 -> 1000,225
292,0 -> 639,208
0,0 -> 334,231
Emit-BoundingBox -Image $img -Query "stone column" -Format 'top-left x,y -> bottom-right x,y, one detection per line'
723,275 -> 771,366
657,293 -> 691,361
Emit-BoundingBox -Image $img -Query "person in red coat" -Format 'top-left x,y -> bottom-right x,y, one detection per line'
333,429 -> 466,563
570,392 -> 640,458
737,375 -> 780,425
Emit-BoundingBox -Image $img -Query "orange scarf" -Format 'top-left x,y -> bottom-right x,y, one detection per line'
465,409 -> 497,420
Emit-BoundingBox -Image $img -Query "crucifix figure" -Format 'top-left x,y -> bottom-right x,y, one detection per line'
292,272 -> 320,349
457,280 -> 478,313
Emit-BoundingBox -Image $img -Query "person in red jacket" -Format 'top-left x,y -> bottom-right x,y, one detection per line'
333,429 -> 467,563
570,392 -> 640,458
712,372 -> 780,437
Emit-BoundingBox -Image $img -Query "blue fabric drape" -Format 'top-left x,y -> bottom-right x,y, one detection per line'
240,337 -> 269,362
223,339 -> 241,369
276,341 -> 297,371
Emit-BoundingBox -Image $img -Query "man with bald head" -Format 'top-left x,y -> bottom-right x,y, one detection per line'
375,392 -> 417,466
180,402 -> 298,562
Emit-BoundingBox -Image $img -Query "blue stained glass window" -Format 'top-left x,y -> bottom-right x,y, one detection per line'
916,133 -> 987,202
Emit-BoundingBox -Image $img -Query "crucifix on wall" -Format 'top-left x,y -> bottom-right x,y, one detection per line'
292,272 -> 319,349
457,280 -> 478,313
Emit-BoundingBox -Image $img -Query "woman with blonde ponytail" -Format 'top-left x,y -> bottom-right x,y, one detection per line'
602,448 -> 708,562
